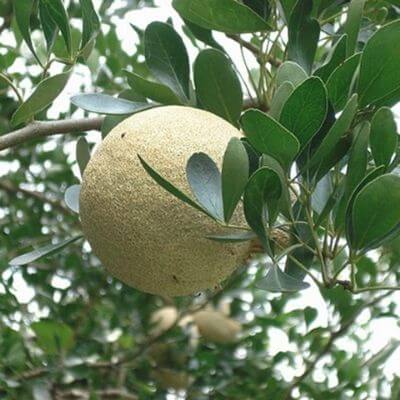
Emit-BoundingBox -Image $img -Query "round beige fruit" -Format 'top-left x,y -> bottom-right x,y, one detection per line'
80,106 -> 250,297
192,309 -> 241,344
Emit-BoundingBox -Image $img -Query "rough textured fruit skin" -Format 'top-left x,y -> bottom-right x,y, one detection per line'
80,106 -> 249,297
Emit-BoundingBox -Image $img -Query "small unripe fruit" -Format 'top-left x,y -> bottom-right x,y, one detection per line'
80,106 -> 249,297
152,368 -> 191,390
192,309 -> 241,344
149,306 -> 178,337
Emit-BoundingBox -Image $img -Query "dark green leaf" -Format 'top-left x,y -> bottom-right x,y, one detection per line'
80,0 -> 100,52
243,0 -> 271,20
184,19 -> 224,51
269,81 -> 295,120
243,167 -> 282,251
12,71 -> 71,126
280,77 -> 328,149
71,93 -> 155,115
194,49 -> 242,126
287,0 -> 320,73
172,0 -> 272,33
351,174 -> 400,250
101,115 -> 127,138
222,138 -> 249,223
144,21 -> 190,102
76,137 -> 91,177
257,263 -> 310,292
314,34 -> 347,82
240,109 -> 300,170
370,107 -> 398,169
358,20 -> 400,107
344,121 -> 370,199
138,155 -> 210,218
305,94 -> 358,174
186,153 -> 224,221
64,184 -> 81,214
14,0 -> 42,65
327,52 -> 361,111
206,230 -> 256,242
344,0 -> 365,56
279,0 -> 297,22
9,236 -> 83,266
31,320 -> 74,355
39,1 -> 58,53
276,61 -> 307,88
41,0 -> 72,56
124,70 -> 182,105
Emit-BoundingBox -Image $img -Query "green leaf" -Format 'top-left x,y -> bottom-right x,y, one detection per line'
194,49 -> 242,126
279,0 -> 297,22
357,20 -> 400,107
351,174 -> 400,250
31,320 -> 74,355
138,155 -> 210,218
370,107 -> 398,169
71,93 -> 155,115
12,71 -> 71,126
41,0 -> 72,56
172,0 -> 272,33
80,0 -> 100,52
64,185 -> 81,214
345,166 -> 386,247
243,0 -> 271,20
184,19 -> 224,51
344,0 -> 365,57
222,138 -> 249,223
14,0 -> 42,66
124,70 -> 182,105
276,61 -> 307,88
257,263 -> 310,292
240,109 -> 300,170
144,21 -> 190,102
344,121 -> 370,199
243,167 -> 282,251
313,34 -> 347,82
186,153 -> 224,221
39,1 -> 58,53
280,77 -> 328,149
76,137 -> 91,177
287,0 -> 320,73
326,53 -> 361,112
9,236 -> 83,266
206,230 -> 256,242
269,81 -> 294,120
305,94 -> 358,174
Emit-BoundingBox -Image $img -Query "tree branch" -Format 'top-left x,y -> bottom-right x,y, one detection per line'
0,180 -> 73,216
0,117 -> 104,151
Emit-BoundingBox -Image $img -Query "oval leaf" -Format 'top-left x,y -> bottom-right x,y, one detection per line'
241,109 -> 300,170
124,70 -> 183,105
280,77 -> 328,149
76,137 -> 91,177
269,81 -> 295,120
222,138 -> 249,223
194,48 -> 243,126
173,0 -> 272,33
144,21 -> 190,102
206,230 -> 256,243
370,107 -> 398,169
344,0 -> 365,57
351,174 -> 400,250
71,93 -> 155,115
243,167 -> 282,252
12,71 -> 71,126
276,61 -> 307,88
9,236 -> 83,266
186,153 -> 224,221
358,20 -> 400,107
